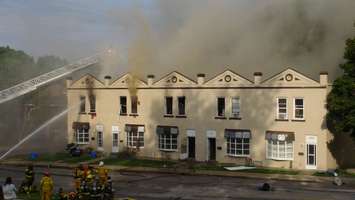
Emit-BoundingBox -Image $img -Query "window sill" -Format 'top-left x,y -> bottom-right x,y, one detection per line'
227,154 -> 250,158
176,115 -> 187,118
159,149 -> 178,152
164,114 -> 174,118
275,119 -> 289,121
291,119 -> 305,122
215,116 -> 227,119
229,117 -> 242,120
76,143 -> 89,145
119,113 -> 128,116
128,146 -> 144,149
267,157 -> 293,161
88,112 -> 96,114
79,112 -> 87,115
129,113 -> 139,117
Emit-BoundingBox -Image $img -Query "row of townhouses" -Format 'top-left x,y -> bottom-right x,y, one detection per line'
67,68 -> 336,170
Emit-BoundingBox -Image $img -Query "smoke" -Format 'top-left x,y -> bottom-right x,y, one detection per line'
107,0 -> 355,81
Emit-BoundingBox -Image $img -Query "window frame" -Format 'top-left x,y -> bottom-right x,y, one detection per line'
276,97 -> 288,120
165,96 -> 173,115
293,97 -> 304,120
131,96 -> 138,114
89,95 -> 96,113
158,134 -> 178,151
97,131 -> 103,148
177,96 -> 186,116
76,128 -> 89,145
231,97 -> 241,118
127,130 -> 144,148
226,137 -> 250,157
217,97 -> 226,117
120,96 -> 127,115
266,139 -> 294,161
79,96 -> 86,113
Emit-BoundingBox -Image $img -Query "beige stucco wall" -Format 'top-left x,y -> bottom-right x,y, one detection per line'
67,70 -> 336,170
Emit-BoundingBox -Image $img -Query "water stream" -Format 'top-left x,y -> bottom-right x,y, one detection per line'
0,104 -> 78,160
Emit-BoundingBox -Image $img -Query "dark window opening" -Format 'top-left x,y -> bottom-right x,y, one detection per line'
178,96 -> 186,115
89,95 -> 96,113
79,96 -> 86,113
120,96 -> 127,115
131,96 -> 138,114
217,97 -> 225,117
166,97 -> 173,115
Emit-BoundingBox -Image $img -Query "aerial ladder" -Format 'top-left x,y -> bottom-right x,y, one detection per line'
0,53 -> 102,104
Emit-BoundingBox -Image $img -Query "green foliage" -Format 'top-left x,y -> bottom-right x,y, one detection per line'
327,34 -> 355,137
0,46 -> 67,90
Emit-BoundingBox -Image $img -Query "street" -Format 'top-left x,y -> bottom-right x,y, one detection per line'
0,166 -> 355,200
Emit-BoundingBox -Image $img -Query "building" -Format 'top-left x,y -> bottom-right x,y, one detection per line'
66,68 -> 336,170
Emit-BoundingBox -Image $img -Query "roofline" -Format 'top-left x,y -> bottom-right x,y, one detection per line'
153,70 -> 197,84
70,73 -> 105,86
205,68 -> 253,84
261,67 -> 320,84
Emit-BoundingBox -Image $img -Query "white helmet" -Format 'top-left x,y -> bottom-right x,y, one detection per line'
99,161 -> 104,166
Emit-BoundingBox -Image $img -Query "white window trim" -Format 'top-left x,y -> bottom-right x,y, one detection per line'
158,134 -> 178,151
119,96 -> 127,115
76,129 -> 89,145
276,97 -> 288,120
127,131 -> 145,149
293,97 -> 305,120
217,96 -> 226,117
231,97 -> 241,118
165,96 -> 173,115
226,137 -> 250,157
266,140 -> 294,161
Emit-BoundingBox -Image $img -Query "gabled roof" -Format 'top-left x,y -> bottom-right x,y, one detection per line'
110,73 -> 147,88
261,67 -> 320,86
153,71 -> 197,87
204,69 -> 253,86
70,74 -> 105,88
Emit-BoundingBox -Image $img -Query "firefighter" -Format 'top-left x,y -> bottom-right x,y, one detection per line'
96,161 -> 109,186
73,164 -> 83,192
40,172 -> 54,200
24,164 -> 34,194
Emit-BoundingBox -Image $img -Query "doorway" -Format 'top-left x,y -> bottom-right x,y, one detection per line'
306,136 -> 317,169
188,137 -> 195,159
208,138 -> 216,161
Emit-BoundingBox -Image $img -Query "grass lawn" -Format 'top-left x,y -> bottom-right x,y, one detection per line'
11,152 -> 98,164
241,168 -> 299,175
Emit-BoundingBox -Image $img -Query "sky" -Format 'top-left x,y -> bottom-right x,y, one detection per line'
1,0 -> 355,80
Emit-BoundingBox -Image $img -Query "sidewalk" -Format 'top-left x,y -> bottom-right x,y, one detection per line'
0,159 -> 338,183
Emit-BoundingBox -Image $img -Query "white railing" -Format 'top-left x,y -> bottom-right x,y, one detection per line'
0,54 -> 100,104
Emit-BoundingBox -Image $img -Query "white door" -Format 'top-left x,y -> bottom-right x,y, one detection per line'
112,126 -> 119,153
306,136 -> 317,169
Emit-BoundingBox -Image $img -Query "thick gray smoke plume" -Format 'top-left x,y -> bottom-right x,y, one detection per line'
107,0 -> 355,81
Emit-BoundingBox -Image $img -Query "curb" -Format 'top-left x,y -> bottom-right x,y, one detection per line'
0,161 -> 331,183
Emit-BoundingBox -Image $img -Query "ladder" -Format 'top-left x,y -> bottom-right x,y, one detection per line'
0,54 -> 100,104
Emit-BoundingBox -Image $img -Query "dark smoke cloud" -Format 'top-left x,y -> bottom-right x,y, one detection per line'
106,0 -> 355,81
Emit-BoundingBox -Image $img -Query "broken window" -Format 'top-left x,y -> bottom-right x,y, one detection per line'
131,96 -> 138,114
89,95 -> 96,113
178,96 -> 186,115
165,96 -> 173,115
79,96 -> 86,113
120,96 -> 127,115
217,97 -> 225,117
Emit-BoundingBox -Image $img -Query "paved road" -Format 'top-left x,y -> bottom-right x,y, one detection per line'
0,166 -> 354,200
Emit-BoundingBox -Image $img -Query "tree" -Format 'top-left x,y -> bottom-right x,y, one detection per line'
326,33 -> 355,138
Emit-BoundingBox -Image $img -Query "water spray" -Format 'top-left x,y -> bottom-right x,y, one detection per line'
0,102 -> 80,160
